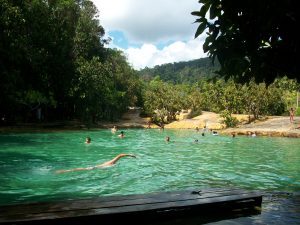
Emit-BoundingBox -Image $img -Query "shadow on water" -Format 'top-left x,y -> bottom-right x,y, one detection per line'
125,191 -> 300,225
0,133 -> 68,147
0,151 -> 49,161
133,207 -> 262,225
0,134 -> 40,146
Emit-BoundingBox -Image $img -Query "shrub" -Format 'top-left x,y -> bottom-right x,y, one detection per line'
220,110 -> 239,128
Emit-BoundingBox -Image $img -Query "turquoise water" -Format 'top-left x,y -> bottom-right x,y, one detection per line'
0,129 -> 300,223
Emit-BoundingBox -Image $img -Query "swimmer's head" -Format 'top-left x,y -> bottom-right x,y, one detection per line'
85,137 -> 91,143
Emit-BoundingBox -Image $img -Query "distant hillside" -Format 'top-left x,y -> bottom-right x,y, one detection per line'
138,57 -> 220,84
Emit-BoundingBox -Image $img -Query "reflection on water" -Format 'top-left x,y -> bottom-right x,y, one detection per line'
0,129 -> 299,224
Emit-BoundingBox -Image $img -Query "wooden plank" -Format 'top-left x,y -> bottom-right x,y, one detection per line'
0,188 -> 252,215
0,188 -> 262,224
0,189 -> 261,216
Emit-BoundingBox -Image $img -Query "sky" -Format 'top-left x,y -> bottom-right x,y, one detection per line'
91,0 -> 208,70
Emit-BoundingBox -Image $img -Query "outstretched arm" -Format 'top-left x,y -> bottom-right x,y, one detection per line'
97,154 -> 136,168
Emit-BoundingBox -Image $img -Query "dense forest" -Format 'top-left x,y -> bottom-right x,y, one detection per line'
0,0 -> 141,124
139,59 -> 299,126
1,0 -> 299,127
142,76 -> 299,126
138,57 -> 220,84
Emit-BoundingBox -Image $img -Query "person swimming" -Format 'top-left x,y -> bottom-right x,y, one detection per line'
111,125 -> 118,133
165,136 -> 170,142
55,154 -> 136,174
118,131 -> 125,138
212,131 -> 219,136
85,137 -> 91,144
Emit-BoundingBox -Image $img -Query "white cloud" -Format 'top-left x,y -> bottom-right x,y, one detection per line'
124,37 -> 208,70
93,0 -> 201,44
91,0 -> 207,69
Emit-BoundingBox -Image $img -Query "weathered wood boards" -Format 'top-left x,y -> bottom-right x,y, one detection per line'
0,188 -> 262,224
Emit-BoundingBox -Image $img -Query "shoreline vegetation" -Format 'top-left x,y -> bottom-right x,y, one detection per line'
1,1 -> 298,139
1,110 -> 299,138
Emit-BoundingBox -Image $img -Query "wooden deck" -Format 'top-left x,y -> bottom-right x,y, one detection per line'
0,188 -> 262,224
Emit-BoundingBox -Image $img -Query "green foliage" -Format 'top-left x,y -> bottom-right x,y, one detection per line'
22,90 -> 55,108
143,78 -> 190,123
296,108 -> 300,116
138,58 -> 220,84
74,50 -> 142,123
0,0 -> 142,123
73,0 -> 106,59
241,81 -> 267,119
186,85 -> 203,117
192,0 -> 298,84
220,110 -> 239,128
1,0 -> 298,125
273,77 -> 299,112
264,83 -> 286,116
142,75 -> 294,124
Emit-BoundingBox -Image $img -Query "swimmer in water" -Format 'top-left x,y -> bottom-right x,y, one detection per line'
165,136 -> 170,142
118,131 -> 125,138
55,154 -> 136,174
212,131 -> 219,136
85,137 -> 91,144
111,125 -> 118,133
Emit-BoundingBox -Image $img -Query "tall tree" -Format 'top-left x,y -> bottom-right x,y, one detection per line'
0,0 -> 28,120
192,0 -> 298,84
73,0 -> 107,60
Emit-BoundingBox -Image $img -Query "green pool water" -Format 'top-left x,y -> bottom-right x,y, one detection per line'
0,129 -> 300,224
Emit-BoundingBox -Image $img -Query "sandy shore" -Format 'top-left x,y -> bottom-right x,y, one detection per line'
103,110 -> 300,138
163,112 -> 300,138
220,116 -> 300,138
1,109 -> 299,138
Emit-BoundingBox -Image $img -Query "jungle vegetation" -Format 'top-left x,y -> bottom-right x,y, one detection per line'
0,0 -> 298,127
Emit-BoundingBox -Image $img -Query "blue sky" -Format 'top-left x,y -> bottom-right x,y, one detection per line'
91,0 -> 207,70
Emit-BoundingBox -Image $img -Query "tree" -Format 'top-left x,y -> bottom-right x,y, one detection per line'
192,0 -> 298,84
73,0 -> 107,60
143,78 -> 187,123
0,0 -> 142,123
219,79 -> 243,114
273,77 -> 299,110
0,0 -> 80,121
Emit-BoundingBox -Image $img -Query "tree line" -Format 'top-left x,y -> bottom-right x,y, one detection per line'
142,77 -> 299,127
0,0 -> 141,124
1,0 -> 298,127
138,57 -> 220,84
